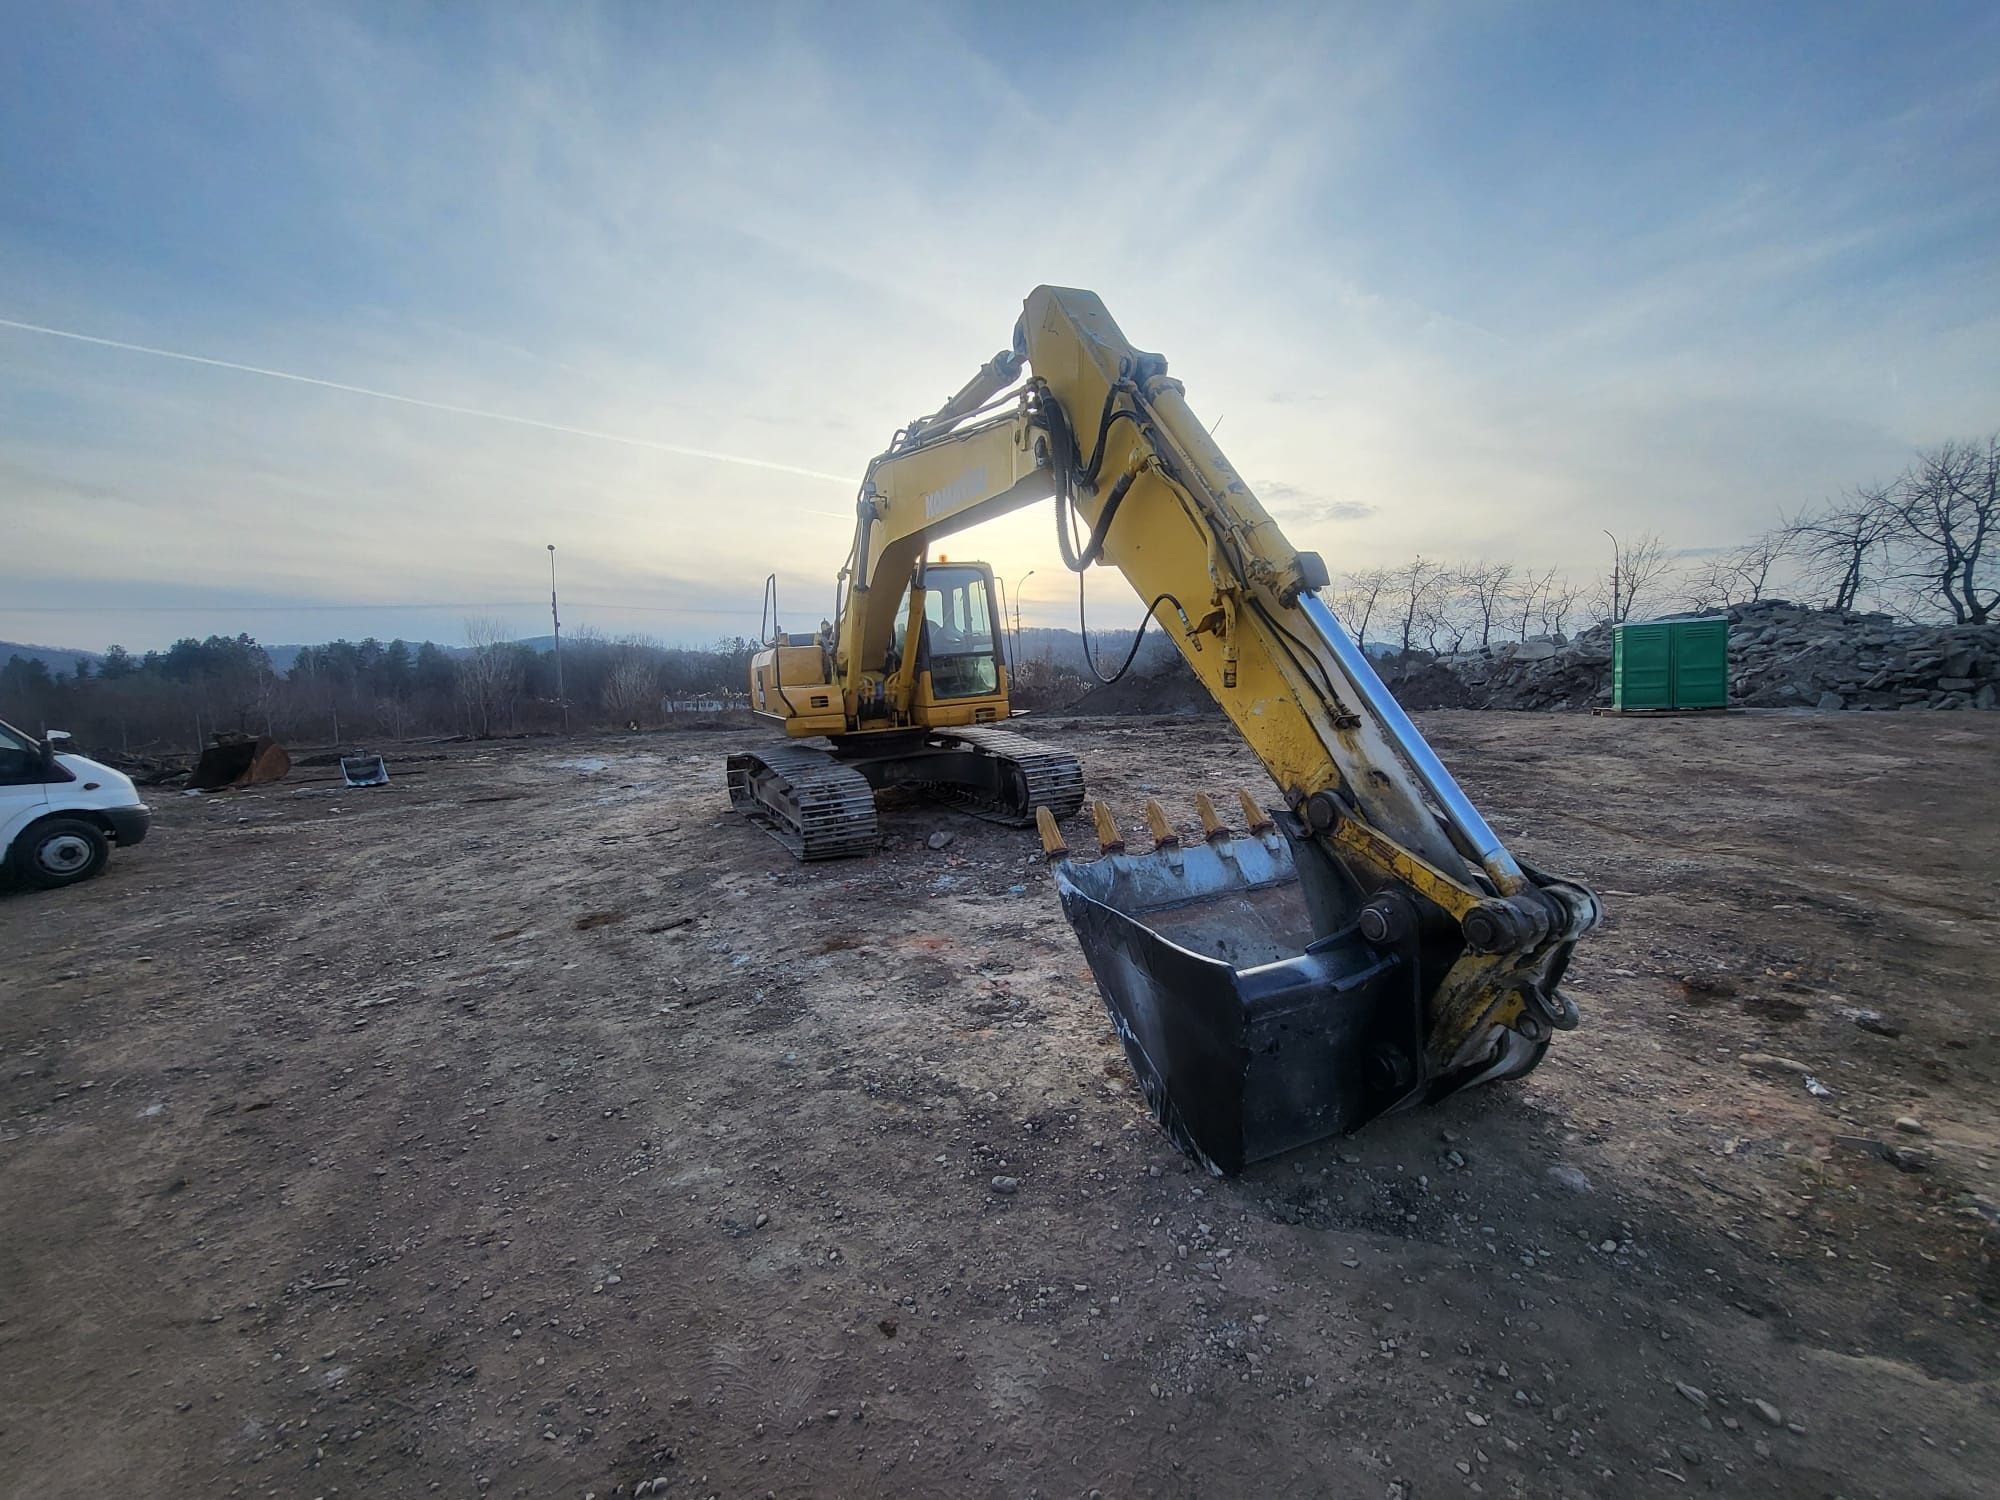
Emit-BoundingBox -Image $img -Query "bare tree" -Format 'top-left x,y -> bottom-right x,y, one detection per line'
1885,435 -> 1997,624
1683,530 -> 1787,611
1386,555 -> 1447,667
1423,573 -> 1474,655
1726,531 -> 1784,603
1458,561 -> 1514,650
1784,487 -> 1897,613
1680,559 -> 1733,613
602,654 -> 660,726
1332,567 -> 1391,649
457,618 -> 524,739
1539,579 -> 1583,639
1598,531 -> 1677,623
372,695 -> 409,741
1506,566 -> 1561,640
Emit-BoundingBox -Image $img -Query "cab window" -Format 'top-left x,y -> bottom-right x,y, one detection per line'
907,565 -> 1000,700
0,721 -> 47,785
922,569 -> 994,653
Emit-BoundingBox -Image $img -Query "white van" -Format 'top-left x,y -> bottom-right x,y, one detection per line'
1,718 -> 151,888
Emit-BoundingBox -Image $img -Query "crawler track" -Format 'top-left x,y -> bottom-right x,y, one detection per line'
925,725 -> 1087,826
729,727 -> 1084,858
726,745 -> 879,861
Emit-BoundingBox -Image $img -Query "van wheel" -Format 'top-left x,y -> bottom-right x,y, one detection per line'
14,817 -> 110,889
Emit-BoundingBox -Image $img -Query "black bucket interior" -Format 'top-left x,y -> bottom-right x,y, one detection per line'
1054,825 -> 1421,1174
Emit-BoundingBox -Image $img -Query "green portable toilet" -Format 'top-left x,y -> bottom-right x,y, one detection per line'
1612,616 -> 1729,710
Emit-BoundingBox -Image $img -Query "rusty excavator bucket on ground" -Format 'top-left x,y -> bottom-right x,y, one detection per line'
186,733 -> 291,792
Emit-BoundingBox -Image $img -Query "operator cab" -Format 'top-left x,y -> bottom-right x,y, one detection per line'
890,561 -> 1004,701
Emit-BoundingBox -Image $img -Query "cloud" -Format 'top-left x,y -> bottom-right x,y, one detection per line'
1258,481 -> 1380,525
1,5 -> 1996,650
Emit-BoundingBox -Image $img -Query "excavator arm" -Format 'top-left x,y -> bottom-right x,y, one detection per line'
752,286 -> 1601,1170
1007,290 -> 1600,1167
834,402 -> 1050,718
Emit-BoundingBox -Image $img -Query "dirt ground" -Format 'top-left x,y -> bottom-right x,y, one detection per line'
3,711 -> 1995,1499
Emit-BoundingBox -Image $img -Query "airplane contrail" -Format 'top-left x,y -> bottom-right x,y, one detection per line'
0,315 -> 853,485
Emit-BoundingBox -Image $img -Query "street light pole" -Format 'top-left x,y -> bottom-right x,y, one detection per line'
548,543 -> 567,733
1602,529 -> 1621,624
1011,569 -> 1035,661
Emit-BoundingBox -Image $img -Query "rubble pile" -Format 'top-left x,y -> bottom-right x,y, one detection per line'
1057,601 -> 1998,715
1433,600 -> 1999,712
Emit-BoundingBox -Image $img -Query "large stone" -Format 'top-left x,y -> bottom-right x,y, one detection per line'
1815,691 -> 1845,711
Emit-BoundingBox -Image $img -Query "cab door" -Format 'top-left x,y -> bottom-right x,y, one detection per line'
0,720 -> 51,858
906,564 -> 1009,723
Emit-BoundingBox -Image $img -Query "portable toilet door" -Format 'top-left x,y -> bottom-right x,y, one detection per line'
1668,617 -> 1729,709
1612,623 -> 1673,710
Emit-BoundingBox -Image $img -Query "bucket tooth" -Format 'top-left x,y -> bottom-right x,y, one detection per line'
1090,800 -> 1125,855
1236,788 -> 1274,833
1035,805 -> 1069,860
1194,791 -> 1228,841
1143,800 -> 1180,850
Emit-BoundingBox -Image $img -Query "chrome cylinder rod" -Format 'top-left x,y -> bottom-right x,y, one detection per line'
1296,593 -> 1526,891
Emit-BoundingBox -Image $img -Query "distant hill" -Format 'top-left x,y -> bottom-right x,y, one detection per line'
0,641 -> 100,676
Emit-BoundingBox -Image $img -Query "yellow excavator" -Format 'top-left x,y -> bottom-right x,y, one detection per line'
730,287 -> 1601,1172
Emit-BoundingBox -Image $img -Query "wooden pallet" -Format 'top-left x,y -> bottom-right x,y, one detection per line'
1591,705 -> 1741,717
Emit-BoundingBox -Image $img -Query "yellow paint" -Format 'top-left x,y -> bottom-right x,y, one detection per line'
1193,791 -> 1226,840
743,285 -> 1592,1080
1090,800 -> 1125,854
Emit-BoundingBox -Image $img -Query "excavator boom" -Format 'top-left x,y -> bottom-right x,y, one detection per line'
732,287 -> 1601,1170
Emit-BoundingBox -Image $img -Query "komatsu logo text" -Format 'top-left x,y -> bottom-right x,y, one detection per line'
923,466 -> 988,520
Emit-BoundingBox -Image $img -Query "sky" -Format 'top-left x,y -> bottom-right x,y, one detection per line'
2,1 -> 1996,653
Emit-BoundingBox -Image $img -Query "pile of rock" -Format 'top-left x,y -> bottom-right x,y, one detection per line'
1429,601 -> 1999,712
1722,602 -> 1998,711
1059,600 -> 1998,714
1431,631 -> 1611,712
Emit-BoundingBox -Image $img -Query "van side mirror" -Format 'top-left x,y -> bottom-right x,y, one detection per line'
42,729 -> 71,767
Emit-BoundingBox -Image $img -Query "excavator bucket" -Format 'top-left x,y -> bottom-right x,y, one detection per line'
339,754 -> 389,788
186,734 -> 291,792
1042,798 -> 1436,1175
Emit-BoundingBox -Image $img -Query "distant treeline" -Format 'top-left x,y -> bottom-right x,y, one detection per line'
0,620 -> 1156,754
0,627 -> 765,754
